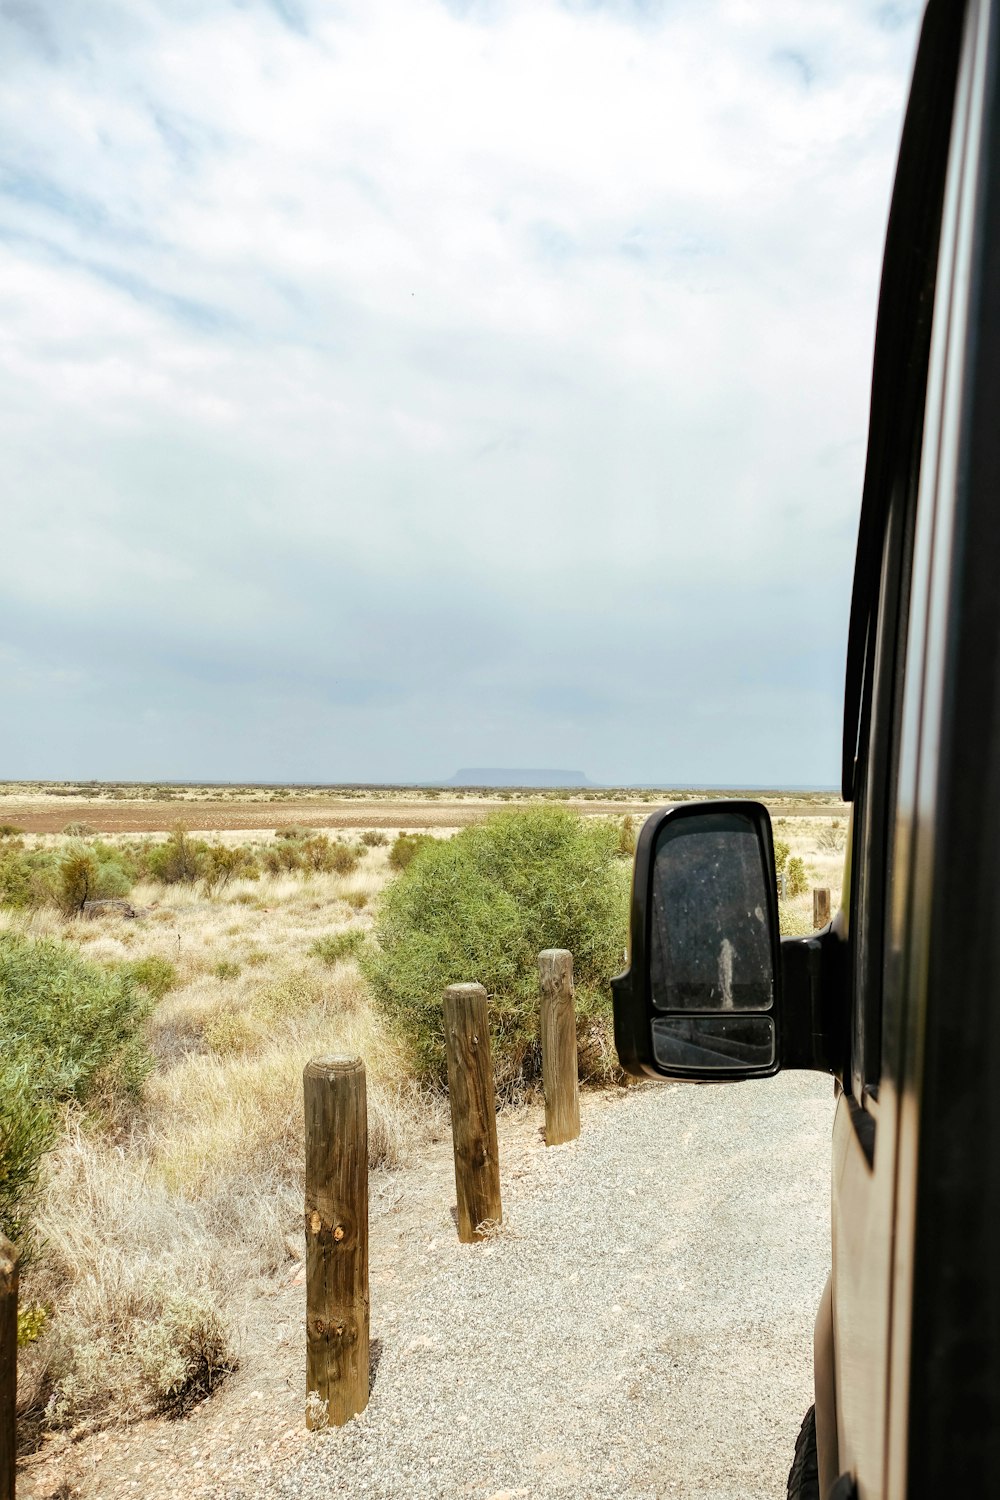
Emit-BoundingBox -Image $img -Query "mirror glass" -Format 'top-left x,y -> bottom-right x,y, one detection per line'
652,1015 -> 775,1070
649,813 -> 774,1014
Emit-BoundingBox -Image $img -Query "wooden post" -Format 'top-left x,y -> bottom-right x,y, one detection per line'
303,1056 -> 369,1429
538,949 -> 580,1147
443,984 -> 502,1243
1,1234 -> 17,1500
813,888 -> 832,928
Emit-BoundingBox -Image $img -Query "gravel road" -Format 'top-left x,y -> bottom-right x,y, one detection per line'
233,1074 -> 834,1500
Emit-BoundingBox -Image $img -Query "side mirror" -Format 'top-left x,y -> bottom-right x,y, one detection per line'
612,801 -> 780,1080
612,800 -> 845,1081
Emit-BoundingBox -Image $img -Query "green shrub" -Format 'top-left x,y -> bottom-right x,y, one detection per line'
324,840 -> 360,876
201,844 -> 259,894
0,844 -> 58,910
0,933 -> 153,1247
147,825 -> 207,884
366,807 -> 629,1094
360,829 -> 388,848
388,832 -> 434,872
212,960 -> 241,981
126,955 -> 178,1000
58,848 -> 131,915
310,929 -> 366,966
786,856 -> 809,898
0,1062 -> 56,1252
773,838 -> 791,878
263,840 -> 302,874
0,824 -> 24,837
17,1300 -> 49,1347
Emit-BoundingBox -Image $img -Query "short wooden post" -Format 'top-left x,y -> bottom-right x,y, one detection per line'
538,949 -> 580,1147
443,983 -> 502,1243
1,1234 -> 17,1500
303,1056 -> 369,1429
813,887 -> 832,928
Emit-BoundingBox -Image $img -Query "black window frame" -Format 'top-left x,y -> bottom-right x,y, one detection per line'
842,0 -> 967,1111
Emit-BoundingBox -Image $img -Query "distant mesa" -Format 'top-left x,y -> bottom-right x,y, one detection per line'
448,769 -> 591,788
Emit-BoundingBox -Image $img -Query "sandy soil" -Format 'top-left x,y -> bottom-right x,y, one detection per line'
0,789 -> 849,836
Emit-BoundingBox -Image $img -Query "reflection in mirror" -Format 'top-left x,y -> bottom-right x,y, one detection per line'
651,1015 -> 775,1071
650,814 -> 774,1013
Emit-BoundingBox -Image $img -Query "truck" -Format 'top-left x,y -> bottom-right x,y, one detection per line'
611,2 -> 1000,1495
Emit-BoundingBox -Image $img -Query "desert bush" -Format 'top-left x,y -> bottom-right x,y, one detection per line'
615,814 -> 637,858
325,840 -> 360,875
57,848 -> 131,915
0,933 -> 152,1247
147,825 -> 208,885
786,855 -> 809,898
388,832 -> 434,872
817,819 -> 847,852
310,929 -> 366,966
17,1300 -> 49,1348
360,829 -> 388,848
0,844 -> 58,910
125,955 -> 177,1000
262,841 -> 303,875
202,1008 -> 259,1055
0,823 -> 24,837
0,932 -> 152,1107
367,806 -> 629,1094
773,838 -> 791,878
213,960 -> 241,981
62,822 -> 97,837
0,1062 -> 56,1253
201,843 -> 259,894
136,1295 -> 237,1417
0,844 -> 36,908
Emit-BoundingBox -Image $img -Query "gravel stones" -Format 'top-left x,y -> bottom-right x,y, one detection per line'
229,1074 -> 833,1500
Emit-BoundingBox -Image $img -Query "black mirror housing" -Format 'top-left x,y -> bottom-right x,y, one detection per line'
612,800 -> 844,1081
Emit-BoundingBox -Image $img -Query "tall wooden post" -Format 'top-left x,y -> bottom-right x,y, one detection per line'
303,1056 -> 369,1428
538,949 -> 581,1147
0,1234 -> 17,1500
813,888 -> 832,929
443,984 -> 502,1243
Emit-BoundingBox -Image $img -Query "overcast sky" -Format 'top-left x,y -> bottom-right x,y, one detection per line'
0,0 -> 922,786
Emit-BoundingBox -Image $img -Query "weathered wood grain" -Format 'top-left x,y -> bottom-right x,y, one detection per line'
443,984 -> 502,1242
538,949 -> 581,1147
303,1055 -> 369,1428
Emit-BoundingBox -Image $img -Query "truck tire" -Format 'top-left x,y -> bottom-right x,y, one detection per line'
787,1406 -> 820,1500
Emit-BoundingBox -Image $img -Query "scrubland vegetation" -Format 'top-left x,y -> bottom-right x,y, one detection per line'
0,797 -> 844,1451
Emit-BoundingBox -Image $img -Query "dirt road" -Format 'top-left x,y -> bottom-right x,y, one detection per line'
20,1076 -> 834,1500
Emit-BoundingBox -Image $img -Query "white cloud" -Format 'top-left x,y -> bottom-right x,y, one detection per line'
0,0 -> 920,781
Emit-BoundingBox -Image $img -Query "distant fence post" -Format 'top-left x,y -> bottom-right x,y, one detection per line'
1,1234 -> 17,1500
813,888 -> 832,928
303,1056 -> 369,1429
538,950 -> 580,1147
443,983 -> 502,1243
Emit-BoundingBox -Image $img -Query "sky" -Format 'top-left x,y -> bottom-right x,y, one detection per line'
0,0 -> 923,786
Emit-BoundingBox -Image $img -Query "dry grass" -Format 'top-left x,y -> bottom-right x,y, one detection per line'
10,840 -> 445,1439
8,808 -> 845,1444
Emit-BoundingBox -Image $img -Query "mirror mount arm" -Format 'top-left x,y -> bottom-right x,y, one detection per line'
779,925 -> 849,1075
